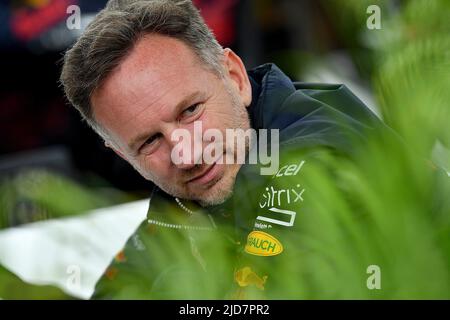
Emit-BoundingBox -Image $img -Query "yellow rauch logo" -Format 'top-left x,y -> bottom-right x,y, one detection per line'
245,231 -> 283,256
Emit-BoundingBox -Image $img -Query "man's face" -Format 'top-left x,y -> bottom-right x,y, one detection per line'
91,34 -> 252,206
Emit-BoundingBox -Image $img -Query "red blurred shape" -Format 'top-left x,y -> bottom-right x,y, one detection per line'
193,0 -> 238,46
10,0 -> 76,42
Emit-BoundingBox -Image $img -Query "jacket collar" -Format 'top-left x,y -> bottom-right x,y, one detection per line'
247,63 -> 296,130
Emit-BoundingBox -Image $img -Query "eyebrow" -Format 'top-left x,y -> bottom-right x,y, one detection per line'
127,91 -> 204,152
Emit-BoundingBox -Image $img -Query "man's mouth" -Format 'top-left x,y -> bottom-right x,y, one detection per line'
186,162 -> 222,187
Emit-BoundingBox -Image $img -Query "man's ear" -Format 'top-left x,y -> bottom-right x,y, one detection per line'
222,48 -> 252,107
105,141 -> 127,161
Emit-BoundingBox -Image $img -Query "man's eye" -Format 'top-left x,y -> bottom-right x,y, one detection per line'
181,103 -> 201,118
144,133 -> 161,145
140,133 -> 162,154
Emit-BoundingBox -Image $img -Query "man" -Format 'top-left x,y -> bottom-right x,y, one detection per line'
61,0 -> 388,299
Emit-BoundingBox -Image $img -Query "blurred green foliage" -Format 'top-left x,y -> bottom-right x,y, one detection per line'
0,265 -> 71,300
0,170 -> 136,299
0,170 -> 135,229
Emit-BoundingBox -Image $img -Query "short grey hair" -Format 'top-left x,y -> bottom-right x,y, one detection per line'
60,0 -> 224,136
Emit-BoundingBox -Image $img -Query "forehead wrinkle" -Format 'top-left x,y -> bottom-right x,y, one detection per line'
108,41 -> 208,128
120,76 -> 187,128
93,35 -> 220,150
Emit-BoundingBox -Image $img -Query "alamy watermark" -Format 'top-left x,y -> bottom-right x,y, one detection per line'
170,121 -> 280,175
66,5 -> 81,30
366,264 -> 381,290
66,264 -> 81,292
367,5 -> 382,30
